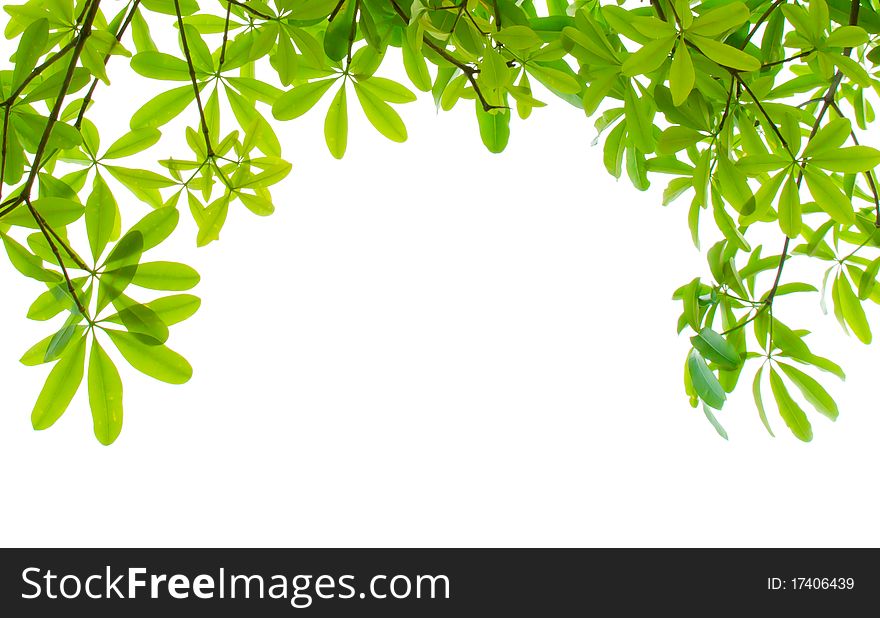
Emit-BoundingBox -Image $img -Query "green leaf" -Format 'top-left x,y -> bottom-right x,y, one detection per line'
85,174 -> 118,262
623,83 -> 654,153
837,272 -> 872,343
689,2 -> 750,37
802,117 -> 851,157
104,230 -> 144,270
20,325 -> 87,366
735,154 -> 790,175
31,334 -> 86,431
804,166 -> 855,225
476,104 -> 511,154
353,82 -> 407,143
289,0 -> 342,21
691,327 -> 741,369
324,85 -> 348,159
777,362 -> 839,421
810,146 -> 880,173
106,330 -> 192,384
144,294 -> 201,326
1,233 -> 60,283
102,128 -> 162,159
669,43 -> 695,107
832,54 -> 870,87
224,77 -> 284,105
98,232 -> 144,311
357,77 -> 416,104
621,36 -> 675,77
825,25 -> 869,47
680,276 -> 701,331
130,51 -> 193,80
271,79 -> 336,120
196,195 -> 229,247
27,279 -> 85,321
130,85 -> 197,129
181,24 -> 213,73
104,298 -> 169,343
752,366 -> 775,437
525,63 -> 581,95
493,25 -> 543,50
239,157 -> 292,188
13,18 -> 49,88
769,367 -> 813,442
141,0 -> 199,16
128,206 -> 179,251
688,35 -> 761,71
687,350 -> 726,409
0,197 -> 84,230
88,339 -> 124,445
778,173 -> 801,238
238,192 -> 275,216
702,403 -> 729,440
105,165 -> 176,190
858,257 -> 880,300
657,126 -> 704,155
323,0 -> 355,61
131,261 -> 200,291
402,30 -> 432,92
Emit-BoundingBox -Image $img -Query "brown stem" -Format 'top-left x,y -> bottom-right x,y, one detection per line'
219,1 -> 233,66
1,39 -> 79,106
741,0 -> 785,49
75,0 -> 142,129
389,0 -> 505,112
173,0 -> 213,156
226,0 -> 273,20
27,199 -> 87,316
763,0 -> 861,343
22,0 -> 101,199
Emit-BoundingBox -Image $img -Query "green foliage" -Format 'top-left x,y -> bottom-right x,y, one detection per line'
1,0 -> 880,444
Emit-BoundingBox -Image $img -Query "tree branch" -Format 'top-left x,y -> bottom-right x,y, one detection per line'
219,1 -> 233,66
764,0 -> 861,343
173,0 -> 213,156
389,0 -> 505,112
742,0 -> 785,49
1,39 -> 79,107
27,199 -> 88,315
226,0 -> 274,20
75,0 -> 142,129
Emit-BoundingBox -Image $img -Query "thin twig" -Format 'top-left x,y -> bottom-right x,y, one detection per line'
389,0 -> 505,112
219,1 -> 233,66
742,0 -> 785,49
226,0 -> 273,20
75,0 -> 142,129
1,39 -> 79,106
173,0 -> 213,156
27,199 -> 87,315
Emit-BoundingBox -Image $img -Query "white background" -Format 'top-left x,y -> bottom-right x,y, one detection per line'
1,11 -> 879,548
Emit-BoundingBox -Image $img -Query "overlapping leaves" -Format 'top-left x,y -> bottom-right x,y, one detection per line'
2,0 -> 880,444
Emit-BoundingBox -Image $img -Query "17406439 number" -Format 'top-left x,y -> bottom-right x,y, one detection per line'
768,578 -> 855,591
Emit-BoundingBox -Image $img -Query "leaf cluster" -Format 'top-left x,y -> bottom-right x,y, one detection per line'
2,0 -> 880,443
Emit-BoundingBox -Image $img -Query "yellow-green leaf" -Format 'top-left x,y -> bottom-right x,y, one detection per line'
31,335 -> 86,430
769,368 -> 813,442
324,85 -> 348,159
804,166 -> 855,225
778,174 -> 801,238
689,35 -> 761,71
353,82 -> 407,143
88,339 -> 124,445
669,43 -> 695,106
